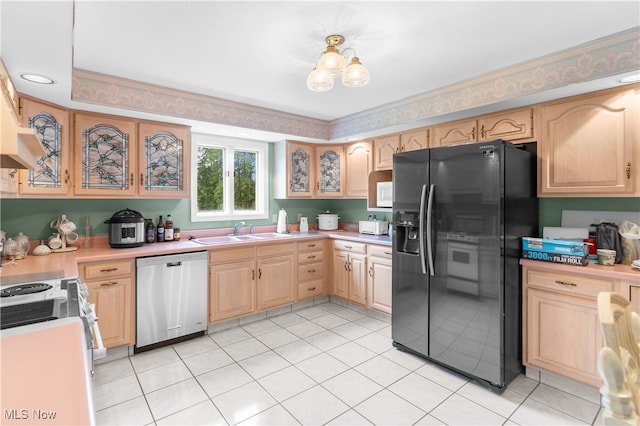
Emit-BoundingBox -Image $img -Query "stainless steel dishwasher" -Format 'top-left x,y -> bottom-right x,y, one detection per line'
135,251 -> 208,351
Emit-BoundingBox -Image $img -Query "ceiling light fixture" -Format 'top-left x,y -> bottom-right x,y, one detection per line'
20,73 -> 54,84
307,34 -> 370,92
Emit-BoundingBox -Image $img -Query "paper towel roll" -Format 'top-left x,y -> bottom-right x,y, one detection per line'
277,209 -> 287,233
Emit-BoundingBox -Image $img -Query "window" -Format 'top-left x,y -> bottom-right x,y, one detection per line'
191,133 -> 268,222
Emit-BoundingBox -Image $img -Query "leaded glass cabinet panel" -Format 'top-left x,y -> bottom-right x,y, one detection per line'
138,122 -> 190,198
19,98 -> 71,196
286,141 -> 314,198
316,145 -> 345,197
73,113 -> 136,196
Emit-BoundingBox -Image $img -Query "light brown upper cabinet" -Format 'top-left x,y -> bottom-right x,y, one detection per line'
538,85 -> 639,197
373,135 -> 399,170
73,112 -> 190,198
73,112 -> 138,197
278,140 -> 316,198
373,130 -> 429,170
477,108 -> 533,142
431,108 -> 534,147
315,145 -> 345,198
431,119 -> 477,147
345,141 -> 373,198
137,122 -> 190,198
400,129 -> 428,152
19,97 -> 71,197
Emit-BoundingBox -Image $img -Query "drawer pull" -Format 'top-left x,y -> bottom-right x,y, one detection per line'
100,281 -> 118,287
308,269 -> 316,273
307,244 -> 316,248
555,280 -> 577,287
307,255 -> 316,259
384,251 -> 392,255
100,267 -> 118,273
308,287 -> 317,291
344,245 -> 353,249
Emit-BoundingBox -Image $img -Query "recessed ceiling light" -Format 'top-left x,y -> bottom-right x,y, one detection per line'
618,73 -> 640,84
20,73 -> 54,84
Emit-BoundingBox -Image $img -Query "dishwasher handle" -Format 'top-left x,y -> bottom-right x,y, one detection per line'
166,261 -> 182,267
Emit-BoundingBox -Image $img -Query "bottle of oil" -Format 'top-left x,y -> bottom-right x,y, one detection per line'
157,215 -> 165,242
145,219 -> 156,243
164,215 -> 174,241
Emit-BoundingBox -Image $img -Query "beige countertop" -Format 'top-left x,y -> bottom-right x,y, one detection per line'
520,258 -> 640,282
1,317 -> 95,425
0,230 -> 391,285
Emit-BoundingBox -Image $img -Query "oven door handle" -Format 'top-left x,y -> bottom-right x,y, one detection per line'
418,184 -> 427,275
89,304 -> 106,360
425,184 -> 435,276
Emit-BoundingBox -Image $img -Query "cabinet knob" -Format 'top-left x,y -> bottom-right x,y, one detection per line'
130,173 -> 134,185
480,125 -> 485,139
368,266 -> 373,277
64,169 -> 70,184
252,269 -> 255,280
471,127 -> 476,139
258,268 -> 262,279
140,173 -> 144,186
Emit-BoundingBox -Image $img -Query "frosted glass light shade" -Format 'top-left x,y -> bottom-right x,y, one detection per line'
342,57 -> 370,87
317,46 -> 346,77
307,68 -> 334,92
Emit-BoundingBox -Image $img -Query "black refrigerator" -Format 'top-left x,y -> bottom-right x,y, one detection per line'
391,139 -> 537,392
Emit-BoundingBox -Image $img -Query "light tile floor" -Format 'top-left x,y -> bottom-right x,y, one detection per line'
93,301 -> 606,425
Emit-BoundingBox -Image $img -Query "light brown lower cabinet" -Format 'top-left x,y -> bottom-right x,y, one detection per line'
522,264 -> 616,386
208,243 -> 295,323
332,240 -> 367,305
80,259 -> 135,348
367,244 -> 392,314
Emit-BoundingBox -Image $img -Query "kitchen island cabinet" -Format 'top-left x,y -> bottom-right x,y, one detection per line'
538,85 -> 639,197
79,259 -> 135,348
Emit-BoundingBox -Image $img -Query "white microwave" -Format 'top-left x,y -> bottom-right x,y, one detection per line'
376,181 -> 392,207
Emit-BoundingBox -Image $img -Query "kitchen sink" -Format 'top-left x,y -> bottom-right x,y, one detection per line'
191,236 -> 241,245
228,232 -> 295,240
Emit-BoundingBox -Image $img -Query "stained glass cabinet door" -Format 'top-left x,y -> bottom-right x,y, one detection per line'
19,98 -> 71,196
286,141 -> 315,198
138,122 -> 190,198
73,113 -> 137,197
315,145 -> 345,198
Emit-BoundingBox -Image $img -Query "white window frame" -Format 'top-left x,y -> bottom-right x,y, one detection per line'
190,133 -> 269,222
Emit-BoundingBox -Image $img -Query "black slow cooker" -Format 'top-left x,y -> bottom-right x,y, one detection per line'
104,209 -> 145,248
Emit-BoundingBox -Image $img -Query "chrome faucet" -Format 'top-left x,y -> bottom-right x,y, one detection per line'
233,221 -> 246,235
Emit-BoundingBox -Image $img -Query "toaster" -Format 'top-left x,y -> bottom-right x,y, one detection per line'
359,220 -> 389,235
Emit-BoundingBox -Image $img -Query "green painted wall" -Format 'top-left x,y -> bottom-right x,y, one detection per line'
1,196 -> 636,240
0,140 -> 637,239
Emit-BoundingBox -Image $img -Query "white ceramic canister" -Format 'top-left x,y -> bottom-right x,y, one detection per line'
14,232 -> 30,254
3,238 -> 18,258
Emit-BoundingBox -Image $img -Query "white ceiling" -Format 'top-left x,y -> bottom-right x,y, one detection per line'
1,1 -> 639,142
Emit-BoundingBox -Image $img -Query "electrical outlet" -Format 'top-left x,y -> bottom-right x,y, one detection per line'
272,214 -> 278,223
297,213 -> 302,222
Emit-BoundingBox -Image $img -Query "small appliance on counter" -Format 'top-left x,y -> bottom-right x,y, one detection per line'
104,208 -> 145,248
317,211 -> 339,230
359,220 -> 389,235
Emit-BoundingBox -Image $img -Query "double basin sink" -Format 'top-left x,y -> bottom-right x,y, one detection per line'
191,232 -> 315,246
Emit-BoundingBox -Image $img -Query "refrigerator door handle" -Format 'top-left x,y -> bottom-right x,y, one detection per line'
426,184 -> 435,276
418,184 -> 428,275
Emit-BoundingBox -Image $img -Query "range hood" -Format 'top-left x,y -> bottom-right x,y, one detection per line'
1,81 -> 45,170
